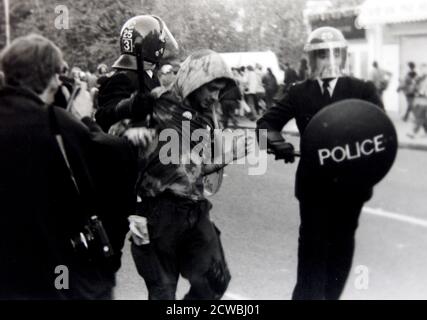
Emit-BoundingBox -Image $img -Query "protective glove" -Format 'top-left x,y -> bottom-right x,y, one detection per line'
265,131 -> 295,163
272,141 -> 295,163
115,92 -> 155,121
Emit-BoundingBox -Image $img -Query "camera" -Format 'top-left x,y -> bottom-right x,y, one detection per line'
70,215 -> 114,261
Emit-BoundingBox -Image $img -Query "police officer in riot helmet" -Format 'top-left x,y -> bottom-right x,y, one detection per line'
96,15 -> 178,132
257,27 -> 384,300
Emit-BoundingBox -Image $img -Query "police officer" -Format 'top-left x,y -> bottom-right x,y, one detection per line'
257,27 -> 384,300
95,15 -> 178,132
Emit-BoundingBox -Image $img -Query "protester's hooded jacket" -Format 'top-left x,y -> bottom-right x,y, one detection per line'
136,49 -> 235,200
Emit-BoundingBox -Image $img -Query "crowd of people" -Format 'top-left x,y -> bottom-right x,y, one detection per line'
0,14 -> 393,301
219,59 -> 309,129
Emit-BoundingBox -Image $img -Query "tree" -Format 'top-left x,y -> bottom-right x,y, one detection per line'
1,0 -> 351,70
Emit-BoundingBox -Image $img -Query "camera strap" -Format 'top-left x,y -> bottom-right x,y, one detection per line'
47,105 -> 116,260
47,104 -> 96,215
54,130 -> 81,195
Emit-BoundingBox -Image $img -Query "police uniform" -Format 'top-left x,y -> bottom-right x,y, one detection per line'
95,15 -> 175,133
96,69 -> 159,132
257,76 -> 384,299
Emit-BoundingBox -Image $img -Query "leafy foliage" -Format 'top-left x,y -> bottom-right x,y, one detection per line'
0,0 -> 363,70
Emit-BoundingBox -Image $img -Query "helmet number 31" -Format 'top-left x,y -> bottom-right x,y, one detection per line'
122,28 -> 134,53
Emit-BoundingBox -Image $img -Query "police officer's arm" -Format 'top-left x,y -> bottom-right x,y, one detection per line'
363,80 -> 385,110
95,73 -> 153,132
256,88 -> 296,163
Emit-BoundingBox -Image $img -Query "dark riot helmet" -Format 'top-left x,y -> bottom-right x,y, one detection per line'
112,15 -> 178,70
304,26 -> 348,79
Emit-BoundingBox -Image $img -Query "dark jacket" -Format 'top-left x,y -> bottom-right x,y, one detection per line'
257,77 -> 383,201
96,69 -> 160,132
0,86 -> 137,299
262,72 -> 278,95
284,67 -> 299,88
221,84 -> 242,101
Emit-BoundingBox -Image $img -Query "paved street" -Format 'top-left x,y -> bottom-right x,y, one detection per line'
114,135 -> 427,300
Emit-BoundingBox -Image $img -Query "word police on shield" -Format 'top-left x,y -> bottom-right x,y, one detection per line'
300,99 -> 398,187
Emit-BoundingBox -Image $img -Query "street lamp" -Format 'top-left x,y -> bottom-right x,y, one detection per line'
3,0 -> 10,46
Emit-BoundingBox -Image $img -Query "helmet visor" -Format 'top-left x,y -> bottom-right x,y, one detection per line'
308,46 -> 347,79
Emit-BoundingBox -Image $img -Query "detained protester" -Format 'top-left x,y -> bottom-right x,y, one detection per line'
96,15 -> 178,133
127,49 -> 248,300
257,27 -> 385,300
0,34 -> 137,299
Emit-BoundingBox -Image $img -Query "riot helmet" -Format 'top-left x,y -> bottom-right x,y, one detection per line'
304,26 -> 348,79
112,15 -> 178,71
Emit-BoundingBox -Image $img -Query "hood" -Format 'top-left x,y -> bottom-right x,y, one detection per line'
173,49 -> 235,101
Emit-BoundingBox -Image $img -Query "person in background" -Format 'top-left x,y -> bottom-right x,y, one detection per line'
220,76 -> 242,128
407,63 -> 427,139
96,63 -> 110,88
398,61 -> 418,122
158,64 -> 178,89
245,65 -> 259,119
262,67 -> 278,109
370,61 -> 392,103
284,62 -> 299,92
255,63 -> 266,114
298,58 -> 309,81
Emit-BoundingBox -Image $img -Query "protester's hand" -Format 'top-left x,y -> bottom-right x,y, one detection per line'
70,80 -> 94,119
124,127 -> 157,149
273,142 -> 295,163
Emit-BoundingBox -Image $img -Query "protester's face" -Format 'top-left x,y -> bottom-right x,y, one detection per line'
193,79 -> 227,110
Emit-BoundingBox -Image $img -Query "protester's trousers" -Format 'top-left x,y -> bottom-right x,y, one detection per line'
131,193 -> 231,300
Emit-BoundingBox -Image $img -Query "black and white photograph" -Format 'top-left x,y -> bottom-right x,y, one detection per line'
0,0 -> 427,306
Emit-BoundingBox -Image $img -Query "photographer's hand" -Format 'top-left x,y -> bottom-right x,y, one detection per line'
70,80 -> 94,120
124,127 -> 157,149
